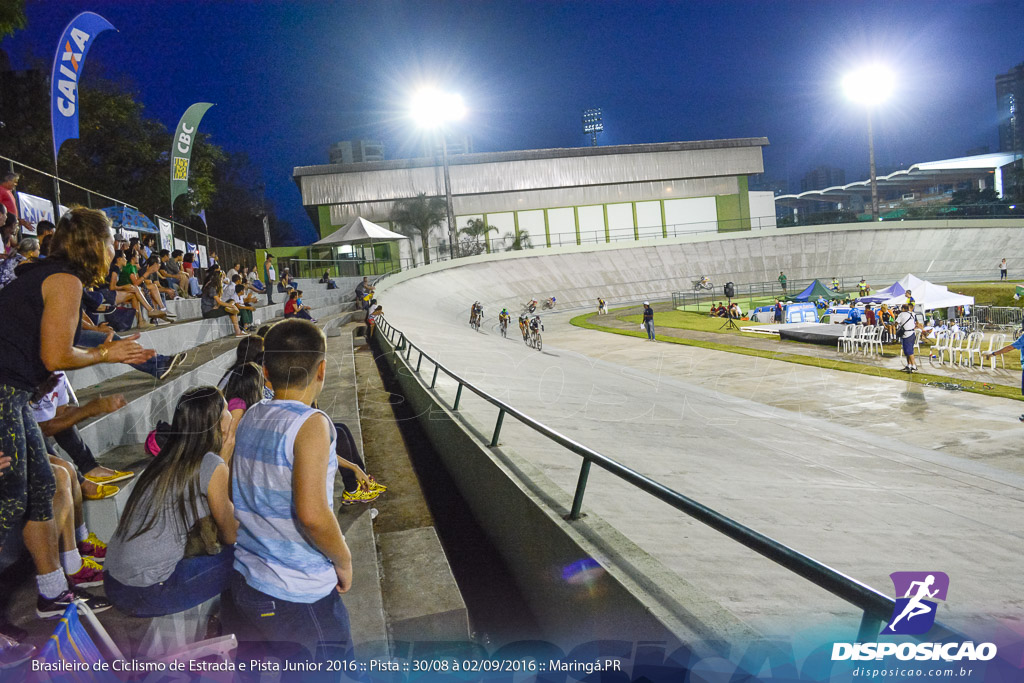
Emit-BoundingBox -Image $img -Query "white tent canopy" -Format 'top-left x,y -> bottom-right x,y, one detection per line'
864,274 -> 974,312
312,217 -> 408,246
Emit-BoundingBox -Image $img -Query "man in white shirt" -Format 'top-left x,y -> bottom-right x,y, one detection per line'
895,304 -> 922,373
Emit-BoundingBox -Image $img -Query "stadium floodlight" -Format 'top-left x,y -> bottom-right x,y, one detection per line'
842,64 -> 895,222
582,108 -> 603,146
409,87 -> 466,259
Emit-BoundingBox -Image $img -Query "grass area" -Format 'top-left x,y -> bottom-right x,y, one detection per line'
684,296 -> 777,313
570,311 -> 1024,402
938,281 -> 1024,308
621,309 -> 769,337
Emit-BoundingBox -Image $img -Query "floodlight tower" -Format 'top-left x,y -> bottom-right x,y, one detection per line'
411,88 -> 466,259
582,108 -> 603,146
842,65 -> 894,222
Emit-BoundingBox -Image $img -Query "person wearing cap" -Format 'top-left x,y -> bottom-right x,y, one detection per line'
642,301 -> 655,341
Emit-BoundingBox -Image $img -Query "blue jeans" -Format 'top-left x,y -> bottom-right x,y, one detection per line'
104,547 -> 234,617
76,328 -> 170,378
644,320 -> 655,340
223,570 -> 351,661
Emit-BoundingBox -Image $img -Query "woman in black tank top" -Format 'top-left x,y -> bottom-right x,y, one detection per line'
0,208 -> 155,580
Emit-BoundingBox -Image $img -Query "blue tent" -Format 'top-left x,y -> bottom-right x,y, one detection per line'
101,205 -> 158,234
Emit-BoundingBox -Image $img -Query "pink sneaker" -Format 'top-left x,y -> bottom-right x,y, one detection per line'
67,557 -> 104,588
78,533 -> 106,562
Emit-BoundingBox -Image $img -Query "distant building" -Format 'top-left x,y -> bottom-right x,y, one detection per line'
749,173 -> 788,196
799,166 -> 846,192
328,139 -> 385,165
996,62 -> 1024,154
422,134 -> 473,158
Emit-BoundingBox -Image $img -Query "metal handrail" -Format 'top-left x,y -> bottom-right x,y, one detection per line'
372,314 -> 966,642
0,153 -> 136,209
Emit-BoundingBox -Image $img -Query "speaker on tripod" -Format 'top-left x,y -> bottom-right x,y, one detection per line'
720,281 -> 740,331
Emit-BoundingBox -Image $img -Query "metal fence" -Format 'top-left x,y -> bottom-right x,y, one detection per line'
1,154 -> 256,269
372,314 -> 966,645
275,257 -> 401,280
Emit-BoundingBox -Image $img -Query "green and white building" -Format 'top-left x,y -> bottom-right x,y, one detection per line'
292,137 -> 775,267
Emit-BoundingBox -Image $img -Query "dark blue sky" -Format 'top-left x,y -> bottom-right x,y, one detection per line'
5,0 -> 1023,244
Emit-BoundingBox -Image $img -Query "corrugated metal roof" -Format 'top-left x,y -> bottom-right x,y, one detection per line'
293,137 -> 770,178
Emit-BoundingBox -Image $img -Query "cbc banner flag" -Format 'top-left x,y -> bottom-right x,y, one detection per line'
169,102 -> 214,213
50,12 -> 116,164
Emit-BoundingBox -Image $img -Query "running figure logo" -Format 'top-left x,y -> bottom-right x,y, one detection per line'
883,571 -> 949,635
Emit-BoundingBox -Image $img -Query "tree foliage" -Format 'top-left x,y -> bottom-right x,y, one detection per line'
459,217 -> 497,254
0,1 -> 27,40
390,193 -> 447,265
504,229 -> 533,251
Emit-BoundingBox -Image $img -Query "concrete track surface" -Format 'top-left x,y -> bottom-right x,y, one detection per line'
377,228 -> 1024,641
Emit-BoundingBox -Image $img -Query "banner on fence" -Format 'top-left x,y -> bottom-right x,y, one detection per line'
51,12 -> 116,163
157,218 -> 173,252
196,244 -> 209,268
173,238 -> 186,254
16,192 -> 53,234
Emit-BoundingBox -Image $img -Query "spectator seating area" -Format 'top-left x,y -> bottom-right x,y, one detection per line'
0,275 -> 394,659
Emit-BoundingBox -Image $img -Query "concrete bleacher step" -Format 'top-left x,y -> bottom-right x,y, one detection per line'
65,309 -> 389,655
379,527 -> 470,642
70,291 -> 359,389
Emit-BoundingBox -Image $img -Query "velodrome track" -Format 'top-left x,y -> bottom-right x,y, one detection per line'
376,223 -> 1024,640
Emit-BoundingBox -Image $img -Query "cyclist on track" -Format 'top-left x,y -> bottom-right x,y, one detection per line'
543,296 -> 556,309
529,314 -> 544,336
699,275 -> 711,287
470,301 -> 483,327
498,308 -> 511,334
518,312 -> 530,340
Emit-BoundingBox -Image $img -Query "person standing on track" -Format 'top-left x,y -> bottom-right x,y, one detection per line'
642,301 -> 655,341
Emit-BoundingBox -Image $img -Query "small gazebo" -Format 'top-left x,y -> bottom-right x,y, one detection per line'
310,217 -> 407,276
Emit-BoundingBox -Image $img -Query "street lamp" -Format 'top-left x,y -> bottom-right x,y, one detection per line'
411,88 -> 465,259
842,64 -> 894,222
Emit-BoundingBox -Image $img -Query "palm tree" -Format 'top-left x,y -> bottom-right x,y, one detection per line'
460,218 -> 498,254
504,229 -> 533,251
390,193 -> 447,265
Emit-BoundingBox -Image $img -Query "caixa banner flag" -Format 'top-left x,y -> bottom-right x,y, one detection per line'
50,12 -> 116,164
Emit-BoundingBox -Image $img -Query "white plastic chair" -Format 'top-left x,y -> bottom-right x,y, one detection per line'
845,326 -> 863,354
930,331 -> 949,364
837,325 -> 853,353
985,334 -> 1008,369
866,327 -> 885,357
961,332 -> 984,368
856,325 -> 875,354
942,331 -> 964,366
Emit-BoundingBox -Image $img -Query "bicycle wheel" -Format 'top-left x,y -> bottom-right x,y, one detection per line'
535,334 -> 543,351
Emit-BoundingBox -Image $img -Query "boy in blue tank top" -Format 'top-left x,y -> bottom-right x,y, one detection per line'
225,319 -> 367,658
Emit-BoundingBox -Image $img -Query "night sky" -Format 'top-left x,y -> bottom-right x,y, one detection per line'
4,0 -> 1023,244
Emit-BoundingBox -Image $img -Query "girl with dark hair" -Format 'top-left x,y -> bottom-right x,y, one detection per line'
218,336 -> 264,389
104,386 -> 237,617
223,362 -> 264,427
200,267 -> 244,337
283,289 -> 313,321
0,207 -> 153,619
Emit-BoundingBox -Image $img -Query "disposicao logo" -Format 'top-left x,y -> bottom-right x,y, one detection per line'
831,571 -> 998,662
884,571 -> 948,635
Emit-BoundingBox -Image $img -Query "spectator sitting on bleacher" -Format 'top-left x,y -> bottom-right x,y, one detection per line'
201,267 -> 246,338
284,289 -> 314,321
0,207 -> 154,622
320,271 -> 338,289
224,319 -> 372,656
0,238 -> 39,291
159,249 -> 190,298
142,255 -> 178,309
108,250 -> 168,328
277,269 -> 296,294
864,305 -> 876,326
223,362 -> 264,430
103,387 -> 238,618
32,372 -> 133,496
843,306 -> 863,325
229,283 -> 257,331
1,213 -> 17,258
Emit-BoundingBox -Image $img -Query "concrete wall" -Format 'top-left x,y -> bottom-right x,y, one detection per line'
375,220 -> 1024,312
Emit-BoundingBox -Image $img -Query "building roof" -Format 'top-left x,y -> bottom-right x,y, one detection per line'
293,138 -> 770,178
775,152 -> 1020,206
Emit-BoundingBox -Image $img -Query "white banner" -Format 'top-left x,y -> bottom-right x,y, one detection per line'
157,218 -> 173,252
173,238 -> 186,254
197,244 -> 208,268
16,192 -> 55,235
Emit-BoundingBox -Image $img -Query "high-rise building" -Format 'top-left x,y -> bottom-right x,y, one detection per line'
996,62 -> 1024,154
328,139 -> 385,164
799,166 -> 846,192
